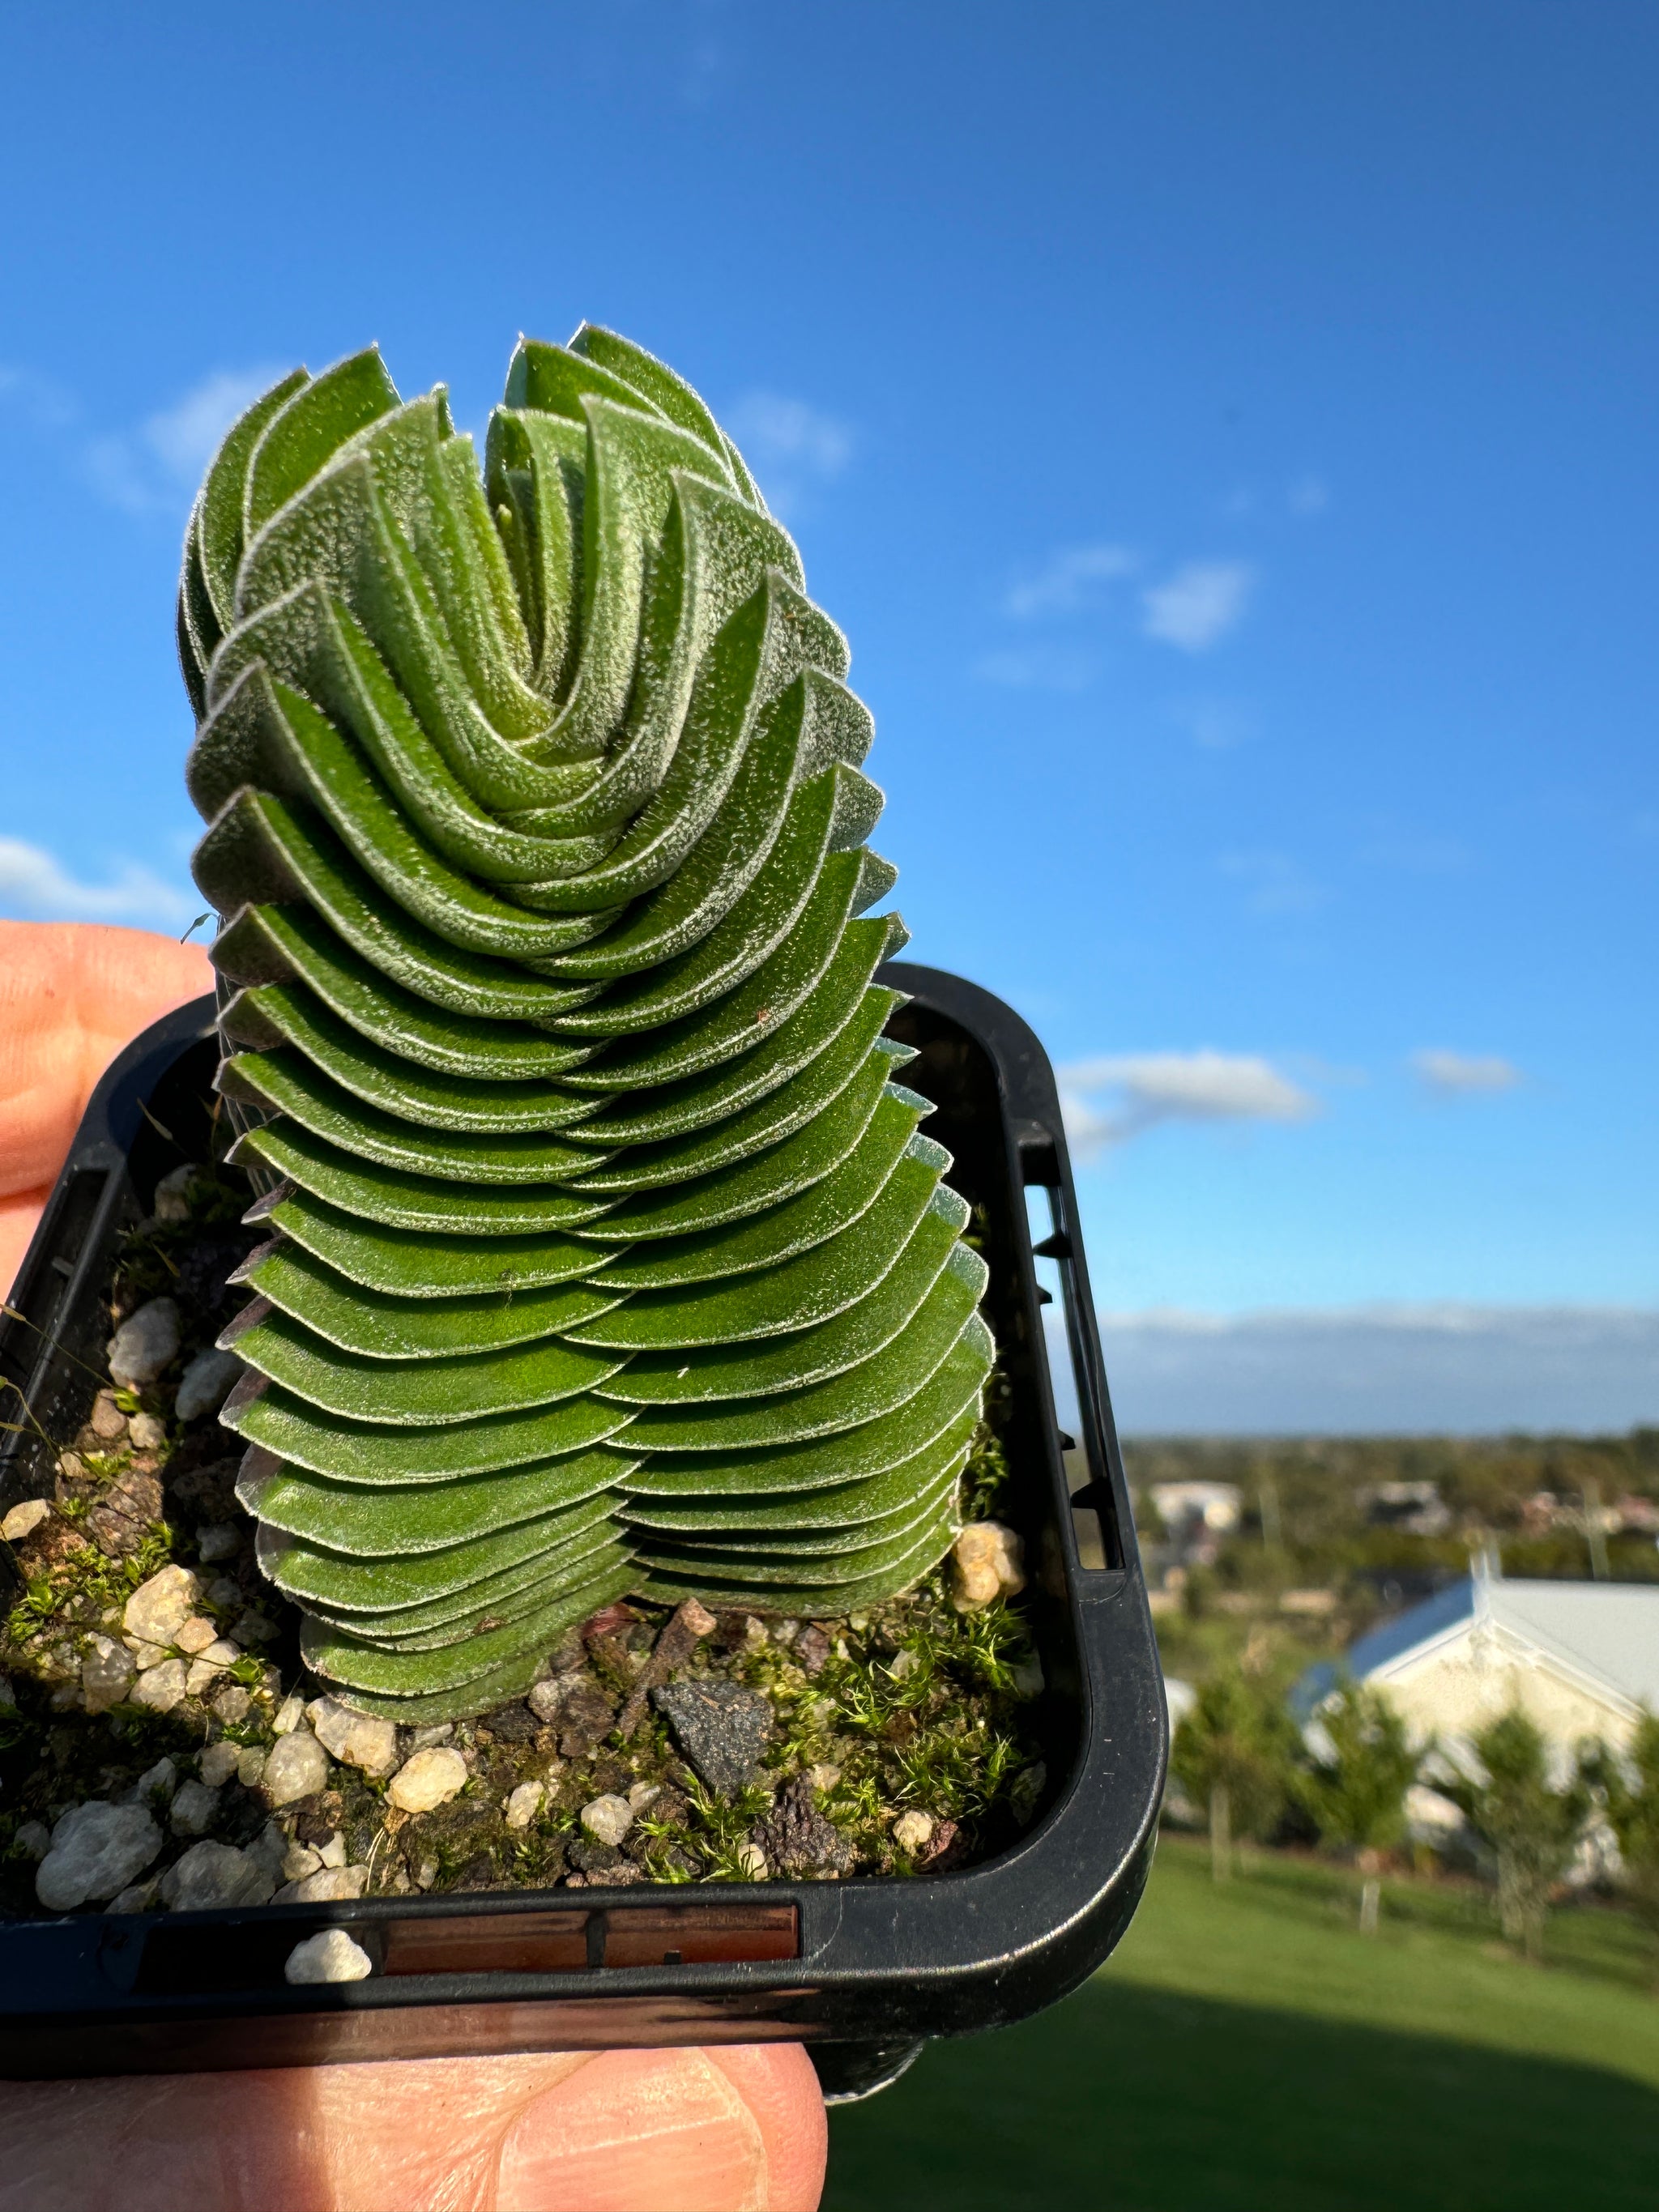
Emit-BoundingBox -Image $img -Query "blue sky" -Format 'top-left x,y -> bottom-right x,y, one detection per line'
2,2 -> 1655,1426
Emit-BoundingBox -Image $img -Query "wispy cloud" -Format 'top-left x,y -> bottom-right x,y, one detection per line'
1166,695 -> 1257,751
0,836 -> 196,927
1411,1049 -> 1524,1097
972,645 -> 1097,693
723,390 -> 852,520
1288,474 -> 1330,516
79,365 -> 283,514
1058,1050 -> 1320,1157
1003,542 -> 1136,620
1220,849 -> 1326,916
0,363 -> 76,431
1141,560 -> 1255,650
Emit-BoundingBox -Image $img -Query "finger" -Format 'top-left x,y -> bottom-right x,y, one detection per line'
0,921 -> 212,1292
0,2042 -> 828,2212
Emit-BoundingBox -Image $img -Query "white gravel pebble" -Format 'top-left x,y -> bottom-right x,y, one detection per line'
579,1794 -> 633,1848
318,1832 -> 348,1869
737,1841 -> 769,1881
107,1298 -> 181,1388
173,1617 -> 219,1656
151,1164 -> 199,1222
130,1658 -> 188,1714
262,1728 -> 331,1806
14,1821 -> 51,1861
198,1741 -> 241,1788
107,1878 -> 160,1914
81,1634 -> 136,1715
127,1412 -> 167,1452
950,1520 -> 1026,1609
626,1781 -> 661,1813
237,1747 -> 267,1789
174,1346 -> 242,1422
184,1640 -> 241,1697
271,1691 -> 307,1736
123,1565 -> 200,1650
196,1524 -> 242,1563
1,1499 -> 51,1543
409,1723 -> 454,1750
277,1865 -> 369,1904
892,1809 -> 935,1854
283,1843 -> 322,1882
168,1779 -> 221,1837
285,1929 -> 374,1984
307,1695 -> 399,1777
36,1803 -> 161,1912
527,1674 -> 576,1724
505,1781 -> 546,1830
130,1757 -> 177,1806
388,1746 -> 467,1813
161,1840 -> 276,1911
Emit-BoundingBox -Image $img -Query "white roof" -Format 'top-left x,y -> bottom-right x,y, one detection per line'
1347,1575 -> 1659,1716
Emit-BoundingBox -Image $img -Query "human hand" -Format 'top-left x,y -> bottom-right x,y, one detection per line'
0,921 -> 830,2210
0,920 -> 214,1297
0,2043 -> 828,2210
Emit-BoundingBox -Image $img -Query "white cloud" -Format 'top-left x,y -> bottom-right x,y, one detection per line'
79,365 -> 284,514
0,836 -> 196,927
1411,1050 -> 1524,1097
972,645 -> 1096,693
1003,542 -> 1137,620
723,391 -> 852,518
1141,560 -> 1255,651
0,364 -> 76,431
1220,850 -> 1326,916
1068,1304 -> 1659,1436
1057,1050 -> 1320,1157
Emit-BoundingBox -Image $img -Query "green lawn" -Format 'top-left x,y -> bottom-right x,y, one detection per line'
825,1837 -> 1659,2211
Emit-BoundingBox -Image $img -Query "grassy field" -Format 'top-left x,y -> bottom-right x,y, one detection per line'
824,1835 -> 1659,2211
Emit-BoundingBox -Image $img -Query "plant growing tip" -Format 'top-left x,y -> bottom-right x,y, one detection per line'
178,326 -> 993,1723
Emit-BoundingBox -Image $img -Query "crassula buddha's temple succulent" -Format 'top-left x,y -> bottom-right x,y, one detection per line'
178,326 -> 993,1722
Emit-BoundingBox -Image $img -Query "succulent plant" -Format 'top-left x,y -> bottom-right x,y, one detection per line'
179,327 -> 992,1722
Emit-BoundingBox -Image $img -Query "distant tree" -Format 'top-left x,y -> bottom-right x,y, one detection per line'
1294,1681 -> 1420,1933
1171,1668 -> 1298,1883
1582,1711 -> 1659,1986
1442,1707 -> 1593,1961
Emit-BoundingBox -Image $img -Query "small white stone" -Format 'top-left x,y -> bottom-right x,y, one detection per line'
806,1763 -> 842,1794
626,1780 -> 661,1813
245,1821 -> 289,1881
892,1809 -> 935,1854
198,1741 -> 241,1787
950,1521 -> 1026,1610
505,1781 -> 546,1830
14,1820 -> 51,1861
271,1691 -> 306,1736
212,1685 -> 252,1724
527,1675 -> 574,1724
318,1831 -> 348,1869
131,1658 -> 188,1714
262,1728 -> 331,1807
89,1389 -> 128,1441
125,1638 -> 168,1671
579,1794 -> 633,1848
36,1803 -> 161,1912
196,1524 -> 243,1563
737,1841 -> 769,1881
237,1747 -> 267,1789
161,1840 -> 275,1911
169,1779 -> 220,1837
282,1843 -> 322,1882
307,1696 -> 399,1777
415,1856 -> 438,1891
151,1163 -> 199,1223
107,1878 -> 160,1913
122,1564 -> 200,1650
276,1865 -> 369,1904
409,1722 -> 454,1750
174,1616 -> 220,1656
284,1929 -> 373,1985
130,1757 -> 177,1806
185,1640 -> 241,1697
174,1347 -> 242,1423
81,1634 -> 136,1715
388,1745 -> 467,1813
127,1412 -> 167,1452
1,1499 -> 51,1543
107,1298 -> 181,1388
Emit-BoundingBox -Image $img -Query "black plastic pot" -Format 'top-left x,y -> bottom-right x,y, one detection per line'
0,963 -> 1166,2098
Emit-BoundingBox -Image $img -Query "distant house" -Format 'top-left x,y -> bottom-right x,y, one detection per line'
1299,1560 -> 1659,1758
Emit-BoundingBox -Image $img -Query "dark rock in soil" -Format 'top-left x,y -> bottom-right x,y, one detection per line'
480,1701 -> 539,1745
652,1680 -> 772,1796
754,1777 -> 856,1877
793,1624 -> 832,1675
569,1838 -> 624,1876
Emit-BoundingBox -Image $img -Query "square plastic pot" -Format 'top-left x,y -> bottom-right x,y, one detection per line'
0,961 -> 1167,2099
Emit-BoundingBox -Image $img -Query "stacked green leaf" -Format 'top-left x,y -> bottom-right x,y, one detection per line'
179,327 -> 993,1723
